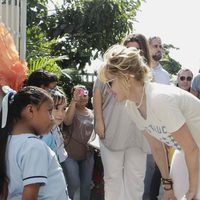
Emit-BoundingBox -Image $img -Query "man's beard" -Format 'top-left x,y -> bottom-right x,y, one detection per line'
152,53 -> 162,61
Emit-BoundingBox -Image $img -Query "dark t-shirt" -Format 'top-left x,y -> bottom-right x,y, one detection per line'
64,109 -> 94,160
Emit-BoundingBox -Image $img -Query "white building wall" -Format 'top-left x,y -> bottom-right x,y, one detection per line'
0,0 -> 27,59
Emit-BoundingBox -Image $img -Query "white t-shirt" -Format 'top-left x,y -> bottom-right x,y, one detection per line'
152,63 -> 170,85
126,82 -> 200,149
6,134 -> 69,200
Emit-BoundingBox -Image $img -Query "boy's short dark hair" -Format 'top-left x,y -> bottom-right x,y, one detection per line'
25,69 -> 58,87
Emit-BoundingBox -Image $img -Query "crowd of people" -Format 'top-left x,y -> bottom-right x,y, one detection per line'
0,21 -> 200,200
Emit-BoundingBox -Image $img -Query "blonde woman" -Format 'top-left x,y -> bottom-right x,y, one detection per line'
98,44 -> 200,200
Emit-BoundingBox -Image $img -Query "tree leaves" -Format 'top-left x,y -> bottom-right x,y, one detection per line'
161,44 -> 181,75
28,56 -> 68,76
45,0 -> 142,71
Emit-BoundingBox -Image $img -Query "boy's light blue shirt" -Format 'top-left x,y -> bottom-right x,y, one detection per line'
42,132 -> 57,152
41,125 -> 68,163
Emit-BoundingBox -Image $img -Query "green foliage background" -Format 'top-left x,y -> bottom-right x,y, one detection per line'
27,0 -> 141,70
26,0 -> 181,96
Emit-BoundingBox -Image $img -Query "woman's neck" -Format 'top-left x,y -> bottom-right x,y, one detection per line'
129,80 -> 144,103
129,79 -> 147,119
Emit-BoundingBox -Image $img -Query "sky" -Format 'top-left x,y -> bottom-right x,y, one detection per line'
134,0 -> 200,75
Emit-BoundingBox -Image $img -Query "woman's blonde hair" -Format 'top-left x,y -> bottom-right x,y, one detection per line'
98,45 -> 150,84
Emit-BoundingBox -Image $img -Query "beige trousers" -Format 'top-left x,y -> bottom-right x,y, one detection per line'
100,141 -> 146,200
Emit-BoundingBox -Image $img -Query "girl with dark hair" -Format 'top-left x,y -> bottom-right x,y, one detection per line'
41,88 -> 68,181
0,86 -> 69,200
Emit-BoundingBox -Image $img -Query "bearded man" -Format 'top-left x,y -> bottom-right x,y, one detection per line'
149,36 -> 170,84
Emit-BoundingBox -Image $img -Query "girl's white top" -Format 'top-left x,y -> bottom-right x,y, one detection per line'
6,134 -> 69,200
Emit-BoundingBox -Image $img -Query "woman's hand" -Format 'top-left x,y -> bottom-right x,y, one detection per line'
95,118 -> 105,139
72,88 -> 81,102
181,191 -> 196,200
163,189 -> 177,200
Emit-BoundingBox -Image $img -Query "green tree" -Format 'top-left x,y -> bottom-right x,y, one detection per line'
27,1 -> 181,77
27,0 -> 48,28
161,44 -> 181,75
26,0 -> 66,78
46,0 -> 142,71
26,26 -> 59,60
26,0 -> 55,59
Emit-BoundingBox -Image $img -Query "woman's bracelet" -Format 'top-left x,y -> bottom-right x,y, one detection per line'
161,177 -> 173,191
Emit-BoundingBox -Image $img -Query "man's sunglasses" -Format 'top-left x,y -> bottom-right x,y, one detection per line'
179,76 -> 192,81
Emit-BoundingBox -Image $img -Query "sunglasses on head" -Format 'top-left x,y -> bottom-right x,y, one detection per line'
105,74 -> 135,88
106,78 -> 115,88
179,76 -> 192,81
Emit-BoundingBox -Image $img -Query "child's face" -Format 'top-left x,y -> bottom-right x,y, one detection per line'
31,99 -> 54,134
52,100 -> 67,125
